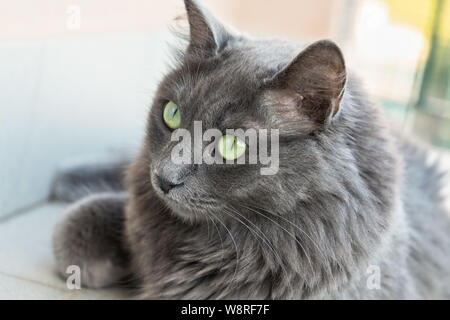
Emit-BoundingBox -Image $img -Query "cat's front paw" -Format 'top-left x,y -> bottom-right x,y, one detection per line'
52,193 -> 130,289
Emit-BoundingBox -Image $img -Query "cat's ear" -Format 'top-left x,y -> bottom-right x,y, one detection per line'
264,40 -> 346,131
183,0 -> 232,56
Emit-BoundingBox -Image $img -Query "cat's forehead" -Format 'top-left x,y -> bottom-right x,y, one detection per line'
163,38 -> 300,128
231,38 -> 302,70
170,38 -> 298,88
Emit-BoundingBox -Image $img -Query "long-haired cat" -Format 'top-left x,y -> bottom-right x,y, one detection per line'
52,0 -> 450,299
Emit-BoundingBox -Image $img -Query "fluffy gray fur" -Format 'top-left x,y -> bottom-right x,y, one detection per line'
52,0 -> 450,299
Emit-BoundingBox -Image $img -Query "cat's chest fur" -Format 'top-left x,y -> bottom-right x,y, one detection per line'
124,180 -> 415,299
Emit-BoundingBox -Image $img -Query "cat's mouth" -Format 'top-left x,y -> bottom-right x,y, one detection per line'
167,196 -> 219,213
161,194 -> 223,221
150,174 -> 221,216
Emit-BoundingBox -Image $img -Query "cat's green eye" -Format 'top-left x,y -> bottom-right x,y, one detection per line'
163,101 -> 181,129
218,135 -> 246,161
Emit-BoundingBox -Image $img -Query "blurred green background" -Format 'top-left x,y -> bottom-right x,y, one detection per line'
379,0 -> 450,148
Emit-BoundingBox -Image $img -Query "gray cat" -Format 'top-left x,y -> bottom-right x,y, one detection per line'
52,0 -> 450,299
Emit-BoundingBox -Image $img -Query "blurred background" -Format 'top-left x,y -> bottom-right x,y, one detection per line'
1,0 -> 450,218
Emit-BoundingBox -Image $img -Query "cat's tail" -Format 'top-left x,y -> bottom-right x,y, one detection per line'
50,156 -> 132,203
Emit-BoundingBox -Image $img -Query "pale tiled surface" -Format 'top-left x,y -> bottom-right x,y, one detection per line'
0,203 -> 126,299
0,274 -> 67,300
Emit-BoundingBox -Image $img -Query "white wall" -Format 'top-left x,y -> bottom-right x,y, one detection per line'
0,32 -> 173,217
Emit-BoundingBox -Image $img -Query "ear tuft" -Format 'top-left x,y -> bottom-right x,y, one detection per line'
183,0 -> 231,56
